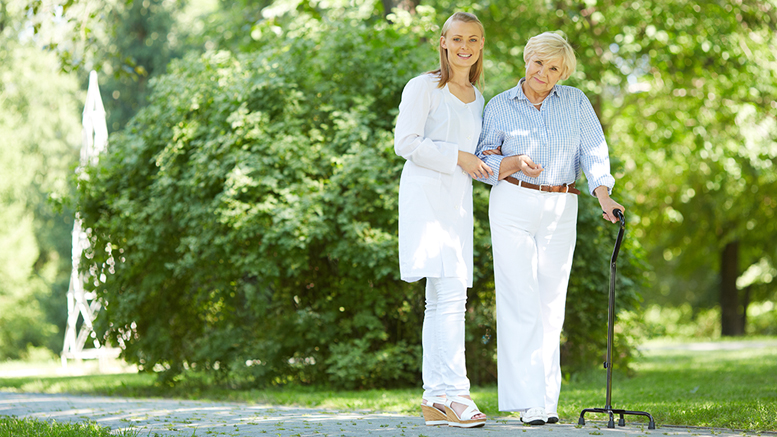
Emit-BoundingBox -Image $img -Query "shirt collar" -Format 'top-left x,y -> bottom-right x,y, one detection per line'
509,77 -> 560,102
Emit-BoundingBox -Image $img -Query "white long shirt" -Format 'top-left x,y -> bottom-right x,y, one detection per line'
394,73 -> 485,287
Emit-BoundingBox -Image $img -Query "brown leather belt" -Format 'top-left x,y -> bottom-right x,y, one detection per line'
505,176 -> 581,195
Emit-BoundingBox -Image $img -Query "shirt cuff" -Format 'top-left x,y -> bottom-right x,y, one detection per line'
475,155 -> 504,186
587,174 -> 615,196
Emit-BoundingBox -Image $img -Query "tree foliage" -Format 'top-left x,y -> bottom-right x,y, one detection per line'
605,0 -> 777,334
0,33 -> 81,359
531,0 -> 777,333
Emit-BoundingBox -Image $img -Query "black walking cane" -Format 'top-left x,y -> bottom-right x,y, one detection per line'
578,209 -> 656,430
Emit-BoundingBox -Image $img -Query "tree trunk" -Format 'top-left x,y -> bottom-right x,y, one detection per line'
0,1 -> 6,35
720,240 -> 744,336
740,285 -> 751,334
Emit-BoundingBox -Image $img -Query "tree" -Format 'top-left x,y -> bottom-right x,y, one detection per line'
23,0 -> 211,134
595,0 -> 777,336
0,16 -> 82,358
94,0 -> 188,132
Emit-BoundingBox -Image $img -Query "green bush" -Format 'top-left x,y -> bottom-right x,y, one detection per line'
747,301 -> 777,336
639,301 -> 777,340
78,9 -> 647,388
640,304 -> 721,340
79,11 -> 434,388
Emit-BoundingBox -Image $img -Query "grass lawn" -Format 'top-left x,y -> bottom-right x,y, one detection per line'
1,337 -> 775,432
0,416 -> 141,437
558,340 -> 777,431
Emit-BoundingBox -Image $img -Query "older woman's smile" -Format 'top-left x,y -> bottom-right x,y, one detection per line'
524,55 -> 564,103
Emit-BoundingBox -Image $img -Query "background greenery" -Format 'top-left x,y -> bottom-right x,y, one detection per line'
1,0 -> 775,390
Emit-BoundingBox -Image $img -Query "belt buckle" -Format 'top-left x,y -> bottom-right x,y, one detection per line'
539,184 -> 549,192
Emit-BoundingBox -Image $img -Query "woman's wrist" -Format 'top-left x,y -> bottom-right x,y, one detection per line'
594,185 -> 610,199
511,155 -> 523,173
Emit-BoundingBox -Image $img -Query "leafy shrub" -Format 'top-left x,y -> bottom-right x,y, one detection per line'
79,11 -> 436,388
747,301 -> 777,336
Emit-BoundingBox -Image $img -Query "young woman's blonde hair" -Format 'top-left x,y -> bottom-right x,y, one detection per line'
428,12 -> 485,90
523,32 -> 577,80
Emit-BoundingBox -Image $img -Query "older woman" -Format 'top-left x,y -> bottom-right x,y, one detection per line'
476,32 -> 625,425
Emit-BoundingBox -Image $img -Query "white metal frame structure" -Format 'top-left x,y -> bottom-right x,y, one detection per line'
61,71 -> 120,367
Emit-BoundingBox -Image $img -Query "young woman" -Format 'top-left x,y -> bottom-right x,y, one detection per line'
394,11 -> 490,429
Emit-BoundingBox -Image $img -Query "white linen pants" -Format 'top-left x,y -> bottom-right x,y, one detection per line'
422,276 -> 471,398
489,182 -> 578,413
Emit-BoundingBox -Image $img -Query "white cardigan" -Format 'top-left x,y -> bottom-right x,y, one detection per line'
394,74 -> 484,287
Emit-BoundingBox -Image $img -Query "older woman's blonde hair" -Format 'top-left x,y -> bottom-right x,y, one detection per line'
429,12 -> 485,90
523,32 -> 577,80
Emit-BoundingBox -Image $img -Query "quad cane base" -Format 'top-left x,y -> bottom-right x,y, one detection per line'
578,407 -> 656,429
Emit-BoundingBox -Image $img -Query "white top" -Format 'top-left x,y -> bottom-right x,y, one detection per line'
394,73 -> 485,286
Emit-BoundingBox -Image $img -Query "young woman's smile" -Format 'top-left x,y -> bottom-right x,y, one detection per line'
441,21 -> 484,71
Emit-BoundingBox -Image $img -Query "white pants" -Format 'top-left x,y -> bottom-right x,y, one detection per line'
489,182 -> 578,413
422,276 -> 471,398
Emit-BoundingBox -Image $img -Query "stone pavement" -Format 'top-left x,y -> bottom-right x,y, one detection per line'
0,391 -> 767,437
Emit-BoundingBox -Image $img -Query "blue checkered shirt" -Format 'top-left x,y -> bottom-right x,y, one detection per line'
475,79 -> 615,196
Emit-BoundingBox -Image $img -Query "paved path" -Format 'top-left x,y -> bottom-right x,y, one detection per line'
0,391 -> 766,437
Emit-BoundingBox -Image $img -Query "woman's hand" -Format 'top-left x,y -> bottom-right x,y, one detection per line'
458,151 -> 494,179
481,146 -> 502,156
516,155 -> 543,178
594,186 -> 625,223
496,154 -> 543,180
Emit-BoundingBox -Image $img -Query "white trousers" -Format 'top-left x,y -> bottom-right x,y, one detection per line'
489,182 -> 578,413
422,276 -> 471,398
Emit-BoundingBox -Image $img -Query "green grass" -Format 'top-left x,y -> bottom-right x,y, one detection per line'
1,338 -> 775,432
0,416 -> 141,437
557,343 -> 777,431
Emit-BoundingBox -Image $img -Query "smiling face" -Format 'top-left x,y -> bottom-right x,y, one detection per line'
440,20 -> 484,73
524,55 -> 564,98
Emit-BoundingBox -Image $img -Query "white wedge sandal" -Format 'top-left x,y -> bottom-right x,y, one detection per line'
421,395 -> 448,426
444,396 -> 486,428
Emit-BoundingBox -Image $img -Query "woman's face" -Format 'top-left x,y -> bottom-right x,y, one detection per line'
440,21 -> 484,71
524,55 -> 564,96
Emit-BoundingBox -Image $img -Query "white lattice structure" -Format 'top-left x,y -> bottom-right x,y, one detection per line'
61,71 -> 121,366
